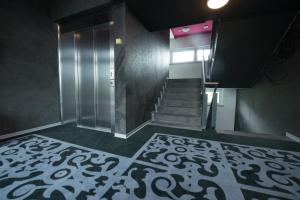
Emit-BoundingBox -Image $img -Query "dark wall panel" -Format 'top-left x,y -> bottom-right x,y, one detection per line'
124,9 -> 170,134
0,0 -> 59,135
235,57 -> 300,137
235,18 -> 300,137
113,4 -> 127,135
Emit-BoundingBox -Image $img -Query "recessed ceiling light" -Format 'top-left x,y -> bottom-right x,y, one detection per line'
207,0 -> 229,9
182,27 -> 190,33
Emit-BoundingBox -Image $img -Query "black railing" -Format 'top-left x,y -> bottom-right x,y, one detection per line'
200,20 -> 219,130
200,49 -> 219,130
206,85 -> 218,130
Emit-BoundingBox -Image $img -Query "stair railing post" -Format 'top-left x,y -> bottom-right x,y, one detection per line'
201,48 -> 206,130
200,47 -> 219,131
211,92 -> 217,129
201,92 -> 208,129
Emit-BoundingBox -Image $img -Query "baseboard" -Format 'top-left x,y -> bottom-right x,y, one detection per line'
127,120 -> 151,139
286,132 -> 300,143
114,132 -> 127,139
0,122 -> 62,141
77,125 -> 111,133
114,120 -> 151,139
62,119 -> 76,124
150,121 -> 202,132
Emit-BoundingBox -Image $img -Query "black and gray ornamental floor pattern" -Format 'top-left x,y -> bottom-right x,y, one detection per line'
0,133 -> 299,200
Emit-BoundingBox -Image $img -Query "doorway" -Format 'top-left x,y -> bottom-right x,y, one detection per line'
59,22 -> 115,133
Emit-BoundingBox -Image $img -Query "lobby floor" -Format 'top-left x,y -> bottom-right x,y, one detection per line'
0,124 -> 299,199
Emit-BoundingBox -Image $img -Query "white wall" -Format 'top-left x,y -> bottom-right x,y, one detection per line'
170,33 -> 211,49
169,33 -> 211,79
169,63 -> 202,79
215,89 -> 237,131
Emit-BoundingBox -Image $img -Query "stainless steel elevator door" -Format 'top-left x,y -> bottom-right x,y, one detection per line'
94,26 -> 111,129
77,29 -> 96,127
60,32 -> 76,122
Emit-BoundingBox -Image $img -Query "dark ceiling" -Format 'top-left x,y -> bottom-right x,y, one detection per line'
126,0 -> 300,31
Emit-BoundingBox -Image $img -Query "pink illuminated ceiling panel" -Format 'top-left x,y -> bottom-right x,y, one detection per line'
171,20 -> 213,38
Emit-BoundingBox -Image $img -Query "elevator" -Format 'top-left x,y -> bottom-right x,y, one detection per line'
58,22 -> 115,133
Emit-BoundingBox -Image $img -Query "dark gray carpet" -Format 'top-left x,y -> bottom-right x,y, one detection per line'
0,131 -> 299,199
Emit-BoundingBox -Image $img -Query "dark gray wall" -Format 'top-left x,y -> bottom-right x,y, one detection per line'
113,4 -> 127,135
235,18 -> 300,136
124,9 -> 170,134
0,0 -> 59,135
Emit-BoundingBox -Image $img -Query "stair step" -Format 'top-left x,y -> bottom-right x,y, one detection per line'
168,82 -> 202,88
153,113 -> 202,126
165,92 -> 201,100
158,106 -> 201,116
151,78 -> 204,129
167,88 -> 202,93
162,99 -> 201,107
168,79 -> 202,83
152,120 -> 202,130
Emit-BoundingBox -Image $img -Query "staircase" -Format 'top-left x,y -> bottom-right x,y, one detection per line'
152,79 -> 203,130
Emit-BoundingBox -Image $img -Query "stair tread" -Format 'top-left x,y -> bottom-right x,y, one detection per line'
168,83 -> 201,85
168,87 -> 202,89
158,106 -> 202,113
157,112 -> 201,117
168,78 -> 202,81
152,78 -> 204,128
155,112 -> 201,118
166,90 -> 202,93
164,97 -> 201,101
159,105 -> 201,109
162,100 -> 201,108
152,120 -> 202,130
165,95 -> 200,98
161,105 -> 200,108
165,92 -> 201,95
163,99 -> 201,102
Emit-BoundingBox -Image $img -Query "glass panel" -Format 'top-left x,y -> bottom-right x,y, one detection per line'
206,91 -> 220,104
206,88 -> 224,105
197,49 -> 211,61
172,50 -> 195,63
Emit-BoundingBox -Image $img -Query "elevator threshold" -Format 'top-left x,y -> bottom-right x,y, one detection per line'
77,125 -> 111,133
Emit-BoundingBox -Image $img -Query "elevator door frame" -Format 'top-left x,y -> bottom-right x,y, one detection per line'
75,22 -> 115,133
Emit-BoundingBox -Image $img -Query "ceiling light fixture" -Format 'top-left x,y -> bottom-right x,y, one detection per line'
207,0 -> 229,9
182,27 -> 190,33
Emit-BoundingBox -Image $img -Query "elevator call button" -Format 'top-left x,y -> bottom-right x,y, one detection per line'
115,38 -> 122,45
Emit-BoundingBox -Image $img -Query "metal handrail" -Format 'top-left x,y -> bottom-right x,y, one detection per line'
206,85 -> 218,130
200,48 -> 219,130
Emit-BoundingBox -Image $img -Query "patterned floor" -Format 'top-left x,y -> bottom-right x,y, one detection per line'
0,133 -> 299,199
